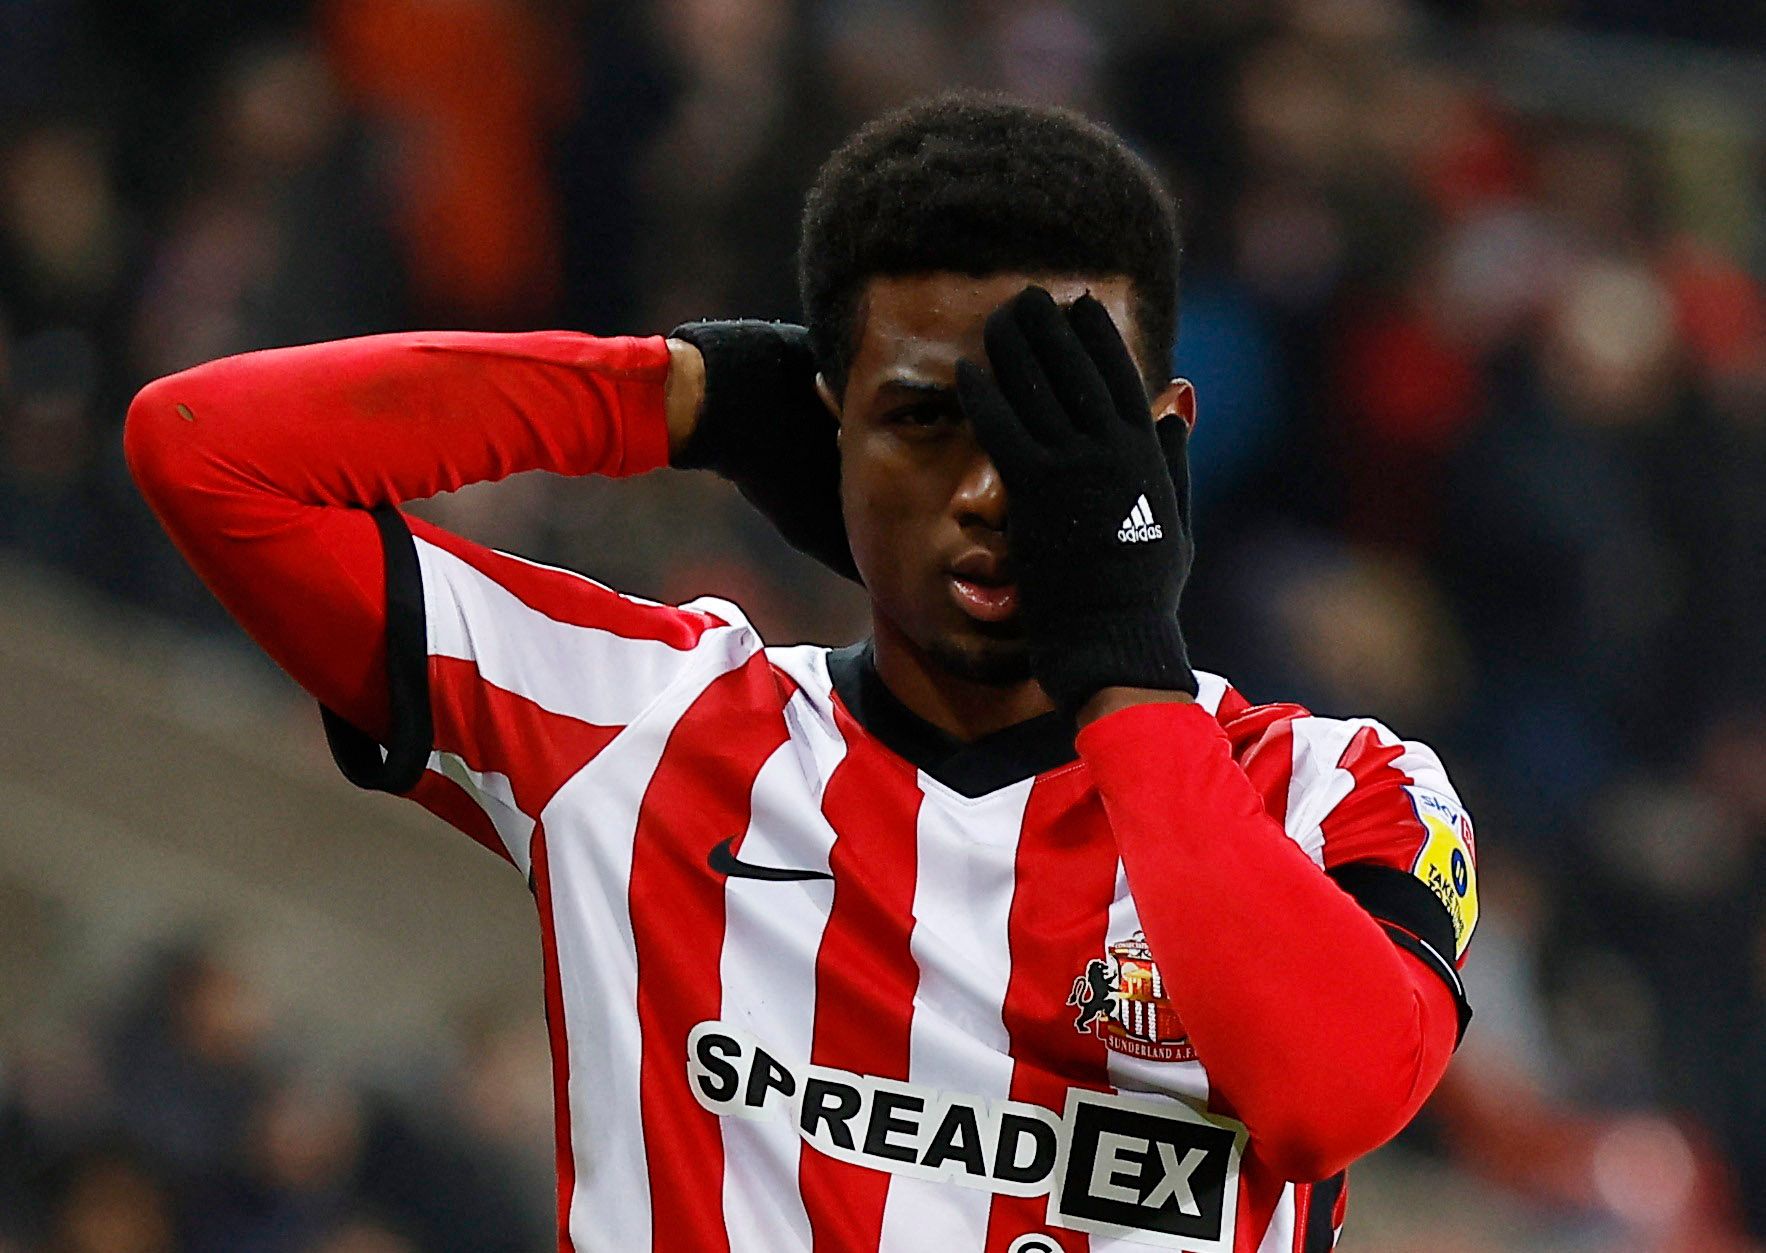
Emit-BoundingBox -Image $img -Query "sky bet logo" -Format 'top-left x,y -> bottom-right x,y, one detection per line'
688,1022 -> 1246,1248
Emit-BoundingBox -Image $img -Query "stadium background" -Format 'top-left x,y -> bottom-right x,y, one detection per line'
2,1 -> 1763,1249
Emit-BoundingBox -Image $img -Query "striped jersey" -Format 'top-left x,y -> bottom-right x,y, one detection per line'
322,508 -> 1477,1253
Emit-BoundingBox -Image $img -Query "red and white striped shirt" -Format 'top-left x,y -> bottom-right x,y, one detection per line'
125,330 -> 1475,1253
330,511 -> 1471,1252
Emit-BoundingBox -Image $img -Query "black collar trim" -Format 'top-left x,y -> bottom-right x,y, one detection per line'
825,640 -> 1078,798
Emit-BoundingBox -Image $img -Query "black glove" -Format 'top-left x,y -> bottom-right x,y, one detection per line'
956,287 -> 1197,716
669,320 -> 860,582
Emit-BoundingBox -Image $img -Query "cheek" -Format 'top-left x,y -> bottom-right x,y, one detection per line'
841,442 -> 950,570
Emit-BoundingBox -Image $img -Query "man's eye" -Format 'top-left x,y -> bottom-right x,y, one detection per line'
888,404 -> 957,429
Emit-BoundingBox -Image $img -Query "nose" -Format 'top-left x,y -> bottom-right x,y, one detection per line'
951,444 -> 1007,532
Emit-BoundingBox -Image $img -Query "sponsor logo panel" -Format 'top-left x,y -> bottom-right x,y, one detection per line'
1050,1089 -> 1243,1250
686,1021 -> 1243,1247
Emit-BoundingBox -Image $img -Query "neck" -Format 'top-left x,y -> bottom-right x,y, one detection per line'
869,612 -> 1056,742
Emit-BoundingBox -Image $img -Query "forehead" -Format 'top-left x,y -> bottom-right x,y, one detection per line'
849,272 -> 1138,389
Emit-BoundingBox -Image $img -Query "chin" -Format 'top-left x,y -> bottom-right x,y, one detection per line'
924,631 -> 1034,687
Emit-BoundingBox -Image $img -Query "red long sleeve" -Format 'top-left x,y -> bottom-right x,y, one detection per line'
123,332 -> 672,739
1076,700 -> 1461,1182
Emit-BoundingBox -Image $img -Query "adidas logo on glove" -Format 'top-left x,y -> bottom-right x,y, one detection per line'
1117,494 -> 1164,543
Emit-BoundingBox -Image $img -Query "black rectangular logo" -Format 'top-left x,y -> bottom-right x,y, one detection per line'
1051,1091 -> 1244,1250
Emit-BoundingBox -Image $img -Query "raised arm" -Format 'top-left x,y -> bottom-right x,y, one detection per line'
123,331 -> 702,738
1075,700 -> 1466,1182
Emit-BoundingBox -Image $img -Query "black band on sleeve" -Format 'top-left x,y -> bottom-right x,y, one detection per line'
1302,1170 -> 1345,1252
1328,861 -> 1473,1045
318,503 -> 432,795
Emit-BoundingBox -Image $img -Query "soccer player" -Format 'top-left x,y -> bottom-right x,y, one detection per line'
125,95 -> 1477,1252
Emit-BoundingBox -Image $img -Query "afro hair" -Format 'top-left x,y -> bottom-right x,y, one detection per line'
799,92 -> 1180,395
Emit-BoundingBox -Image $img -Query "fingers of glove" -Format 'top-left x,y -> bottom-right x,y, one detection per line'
1005,286 -> 1120,442
1065,294 -> 1153,432
981,290 -> 1074,449
957,358 -> 1048,472
1157,416 -> 1193,533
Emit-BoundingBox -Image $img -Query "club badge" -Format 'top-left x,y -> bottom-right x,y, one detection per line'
1068,931 -> 1196,1063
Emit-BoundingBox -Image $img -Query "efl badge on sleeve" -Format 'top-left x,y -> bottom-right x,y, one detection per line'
1406,788 -> 1479,958
1069,932 -> 1197,1063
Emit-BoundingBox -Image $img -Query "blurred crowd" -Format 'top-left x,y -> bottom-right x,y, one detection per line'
0,940 -> 553,1253
2,0 -> 1763,1249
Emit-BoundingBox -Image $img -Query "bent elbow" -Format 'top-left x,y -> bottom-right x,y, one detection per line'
123,369 -> 212,504
1256,1127 -> 1369,1185
1244,1071 -> 1421,1183
123,376 -> 177,490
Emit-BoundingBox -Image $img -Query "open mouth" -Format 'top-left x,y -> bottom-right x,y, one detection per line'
949,572 -> 1019,622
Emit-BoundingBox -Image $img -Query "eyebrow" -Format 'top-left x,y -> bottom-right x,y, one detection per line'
875,377 -> 956,399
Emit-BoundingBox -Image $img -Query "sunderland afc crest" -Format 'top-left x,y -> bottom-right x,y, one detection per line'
1069,932 -> 1197,1063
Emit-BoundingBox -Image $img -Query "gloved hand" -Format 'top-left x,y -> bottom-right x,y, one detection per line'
956,286 -> 1197,717
669,320 -> 859,582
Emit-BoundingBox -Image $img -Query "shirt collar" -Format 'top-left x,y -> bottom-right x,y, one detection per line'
825,639 -> 1078,798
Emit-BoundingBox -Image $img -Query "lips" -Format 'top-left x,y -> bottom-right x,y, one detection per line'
950,576 -> 1019,621
947,550 -> 1017,622
949,549 -> 1011,585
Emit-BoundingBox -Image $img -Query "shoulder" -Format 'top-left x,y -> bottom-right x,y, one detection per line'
1200,669 -> 1457,787
1195,669 -> 1469,855
1199,669 -> 1478,962
409,514 -> 761,654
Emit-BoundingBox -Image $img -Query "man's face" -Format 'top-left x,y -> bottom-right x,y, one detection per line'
824,273 -> 1185,688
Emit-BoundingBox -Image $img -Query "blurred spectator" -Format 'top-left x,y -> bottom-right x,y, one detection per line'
40,1148 -> 177,1253
182,1077 -> 365,1253
321,0 -> 572,325
104,942 -> 270,1183
352,1004 -> 551,1253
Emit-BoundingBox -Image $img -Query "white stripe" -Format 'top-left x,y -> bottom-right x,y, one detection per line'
416,535 -> 712,726
1281,716 -> 1355,866
1193,670 -> 1230,716
1255,1186 -> 1296,1252
431,750 -> 535,875
875,779 -> 1030,1252
718,680 -> 848,1253
545,641 -> 756,1250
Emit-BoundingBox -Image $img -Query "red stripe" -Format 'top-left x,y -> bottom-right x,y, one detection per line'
410,515 -> 725,644
629,655 -> 795,1253
1214,683 -> 1253,722
406,767 -> 513,863
1292,1181 -> 1311,1253
1335,724 -> 1407,780
1233,1165 -> 1290,1251
430,656 -> 621,817
984,770 -> 1118,1252
1318,725 -> 1428,871
530,821 -> 575,1252
1235,708 -> 1303,826
799,696 -> 925,1251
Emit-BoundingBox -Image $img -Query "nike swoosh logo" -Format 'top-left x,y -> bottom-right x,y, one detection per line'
707,836 -> 832,883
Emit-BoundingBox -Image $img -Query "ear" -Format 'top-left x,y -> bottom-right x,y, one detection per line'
815,373 -> 843,425
1152,378 -> 1196,431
